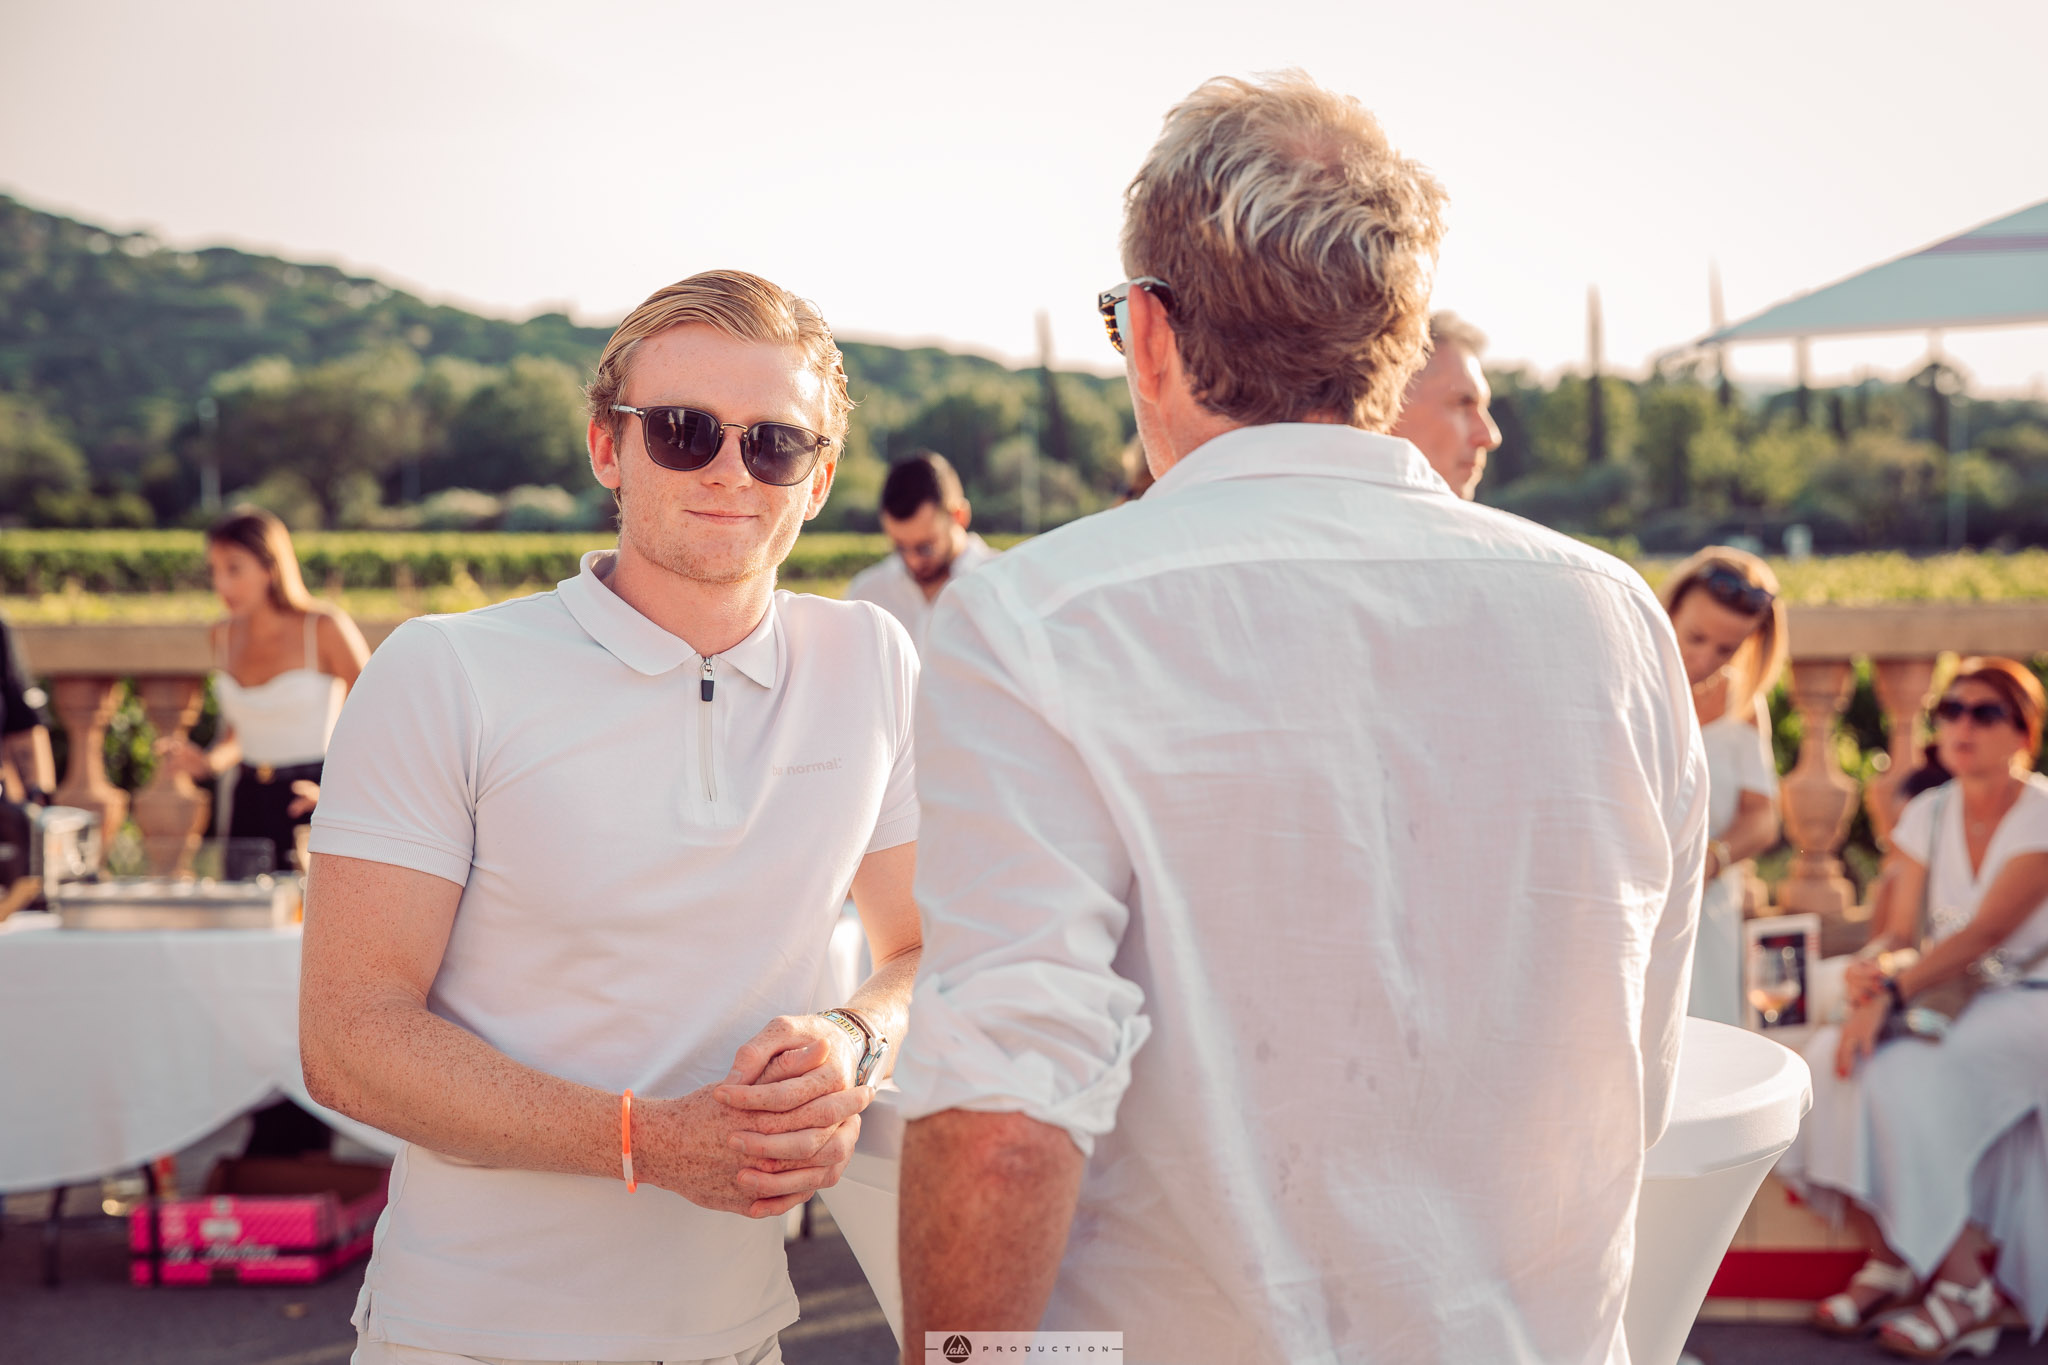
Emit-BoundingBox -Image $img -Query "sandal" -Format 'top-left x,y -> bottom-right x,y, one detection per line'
1812,1256 -> 1919,1336
1878,1275 -> 2005,1359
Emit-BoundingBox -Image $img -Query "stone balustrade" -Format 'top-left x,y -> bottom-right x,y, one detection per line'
13,605 -> 2048,904
12,621 -> 398,876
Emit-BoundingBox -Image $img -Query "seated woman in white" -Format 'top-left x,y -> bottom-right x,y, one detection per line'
1779,658 -> 2048,1358
1658,548 -> 1785,1025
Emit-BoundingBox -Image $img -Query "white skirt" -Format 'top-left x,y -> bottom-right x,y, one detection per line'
1777,987 -> 2048,1339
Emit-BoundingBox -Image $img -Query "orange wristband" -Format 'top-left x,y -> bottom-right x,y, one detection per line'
620,1089 -> 637,1192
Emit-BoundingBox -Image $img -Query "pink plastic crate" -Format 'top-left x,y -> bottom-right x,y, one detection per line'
130,1156 -> 387,1286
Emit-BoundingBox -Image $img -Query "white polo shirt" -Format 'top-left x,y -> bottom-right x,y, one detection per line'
309,549 -> 918,1362
844,531 -> 998,655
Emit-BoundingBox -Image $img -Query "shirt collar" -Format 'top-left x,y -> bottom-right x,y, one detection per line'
1147,422 -> 1451,500
557,549 -> 780,687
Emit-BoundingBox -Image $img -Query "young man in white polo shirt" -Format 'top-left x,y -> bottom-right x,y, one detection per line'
300,270 -> 920,1365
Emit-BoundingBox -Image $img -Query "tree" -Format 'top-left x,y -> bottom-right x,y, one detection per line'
439,356 -> 589,493
200,346 -> 426,521
892,378 -> 1027,492
0,391 -> 91,523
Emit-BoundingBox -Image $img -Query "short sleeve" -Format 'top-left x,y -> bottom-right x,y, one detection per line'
308,619 -> 481,887
1891,788 -> 1940,865
1998,782 -> 2048,860
864,608 -> 919,854
1734,696 -> 1779,797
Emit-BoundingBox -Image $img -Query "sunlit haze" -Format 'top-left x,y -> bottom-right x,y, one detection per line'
4,0 -> 2044,392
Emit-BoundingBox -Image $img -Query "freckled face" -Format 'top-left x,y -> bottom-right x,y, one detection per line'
591,324 -> 837,586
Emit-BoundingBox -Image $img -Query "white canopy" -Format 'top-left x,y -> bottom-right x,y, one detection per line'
1701,199 -> 2048,345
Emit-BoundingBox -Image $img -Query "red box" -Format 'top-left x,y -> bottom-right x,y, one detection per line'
129,1156 -> 388,1286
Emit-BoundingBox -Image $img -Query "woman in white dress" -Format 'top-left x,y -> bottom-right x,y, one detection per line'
161,507 -> 368,874
1658,548 -> 1786,1025
1781,657 -> 2048,1358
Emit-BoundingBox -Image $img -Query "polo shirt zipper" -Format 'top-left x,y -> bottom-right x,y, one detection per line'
699,655 -> 717,803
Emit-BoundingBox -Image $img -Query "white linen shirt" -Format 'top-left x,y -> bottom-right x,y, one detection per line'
893,424 -> 1707,1365
308,550 -> 917,1362
844,531 -> 998,654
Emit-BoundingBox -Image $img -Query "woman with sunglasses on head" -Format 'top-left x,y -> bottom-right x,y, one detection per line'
1781,658 -> 2048,1357
1657,547 -> 1787,1025
160,507 -> 369,876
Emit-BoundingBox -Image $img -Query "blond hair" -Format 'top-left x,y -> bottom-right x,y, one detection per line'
207,506 -> 314,614
1120,71 -> 1447,431
1658,546 -> 1790,719
586,269 -> 853,440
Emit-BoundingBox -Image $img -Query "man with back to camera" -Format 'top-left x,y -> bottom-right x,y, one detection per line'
892,72 -> 1707,1364
844,451 -> 997,654
299,269 -> 921,1365
1390,310 -> 1503,499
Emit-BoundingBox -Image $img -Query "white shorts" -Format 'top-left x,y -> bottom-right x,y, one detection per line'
350,1333 -> 782,1365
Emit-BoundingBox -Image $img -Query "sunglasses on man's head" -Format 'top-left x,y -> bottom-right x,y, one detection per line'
1698,564 -> 1775,617
611,404 -> 832,486
1933,696 -> 2016,729
1097,277 -> 1176,355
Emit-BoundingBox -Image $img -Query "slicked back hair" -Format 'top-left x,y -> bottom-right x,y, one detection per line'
586,269 -> 853,442
1121,71 -> 1447,432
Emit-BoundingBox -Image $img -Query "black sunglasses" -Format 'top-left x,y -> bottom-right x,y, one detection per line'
611,404 -> 832,486
1934,696 -> 2015,729
1097,277 -> 1176,355
1697,564 -> 1775,616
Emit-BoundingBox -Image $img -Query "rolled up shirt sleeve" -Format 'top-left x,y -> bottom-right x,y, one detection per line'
890,576 -> 1150,1157
308,618 -> 480,887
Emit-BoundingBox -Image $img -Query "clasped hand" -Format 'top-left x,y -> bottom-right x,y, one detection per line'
633,1014 -> 872,1219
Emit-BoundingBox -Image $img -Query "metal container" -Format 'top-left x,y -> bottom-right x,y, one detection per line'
34,806 -> 102,904
53,876 -> 300,931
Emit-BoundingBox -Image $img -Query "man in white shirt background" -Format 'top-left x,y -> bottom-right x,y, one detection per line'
844,451 -> 997,654
893,72 -> 1706,1365
300,269 -> 921,1365
1390,311 -> 1503,500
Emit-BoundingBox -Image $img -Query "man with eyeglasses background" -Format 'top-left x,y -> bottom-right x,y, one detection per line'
1389,311 -> 1503,500
846,451 -> 999,655
300,269 -> 921,1365
893,71 -> 1707,1364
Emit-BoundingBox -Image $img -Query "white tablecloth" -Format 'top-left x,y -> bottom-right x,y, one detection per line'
0,913 -> 398,1193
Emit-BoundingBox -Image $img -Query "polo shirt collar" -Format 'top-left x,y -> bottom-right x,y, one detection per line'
558,550 -> 780,687
1148,422 -> 1451,500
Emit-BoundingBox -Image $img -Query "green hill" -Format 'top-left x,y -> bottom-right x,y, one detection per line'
0,193 -> 1134,530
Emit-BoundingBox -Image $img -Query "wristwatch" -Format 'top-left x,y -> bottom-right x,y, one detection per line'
819,1008 -> 889,1086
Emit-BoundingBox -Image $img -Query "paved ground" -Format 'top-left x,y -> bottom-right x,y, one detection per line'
2,1199 -> 2041,1364
0,1200 -> 894,1365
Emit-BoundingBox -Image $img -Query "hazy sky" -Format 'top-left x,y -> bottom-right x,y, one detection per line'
4,0 -> 2045,392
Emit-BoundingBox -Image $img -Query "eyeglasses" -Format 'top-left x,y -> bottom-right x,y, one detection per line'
1697,564 -> 1775,616
1097,277 -> 1176,355
611,404 -> 833,486
1933,696 -> 2016,729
